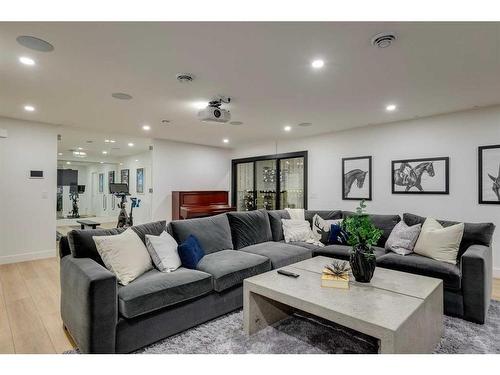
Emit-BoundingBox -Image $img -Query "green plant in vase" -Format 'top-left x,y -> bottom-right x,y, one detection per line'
342,200 -> 382,282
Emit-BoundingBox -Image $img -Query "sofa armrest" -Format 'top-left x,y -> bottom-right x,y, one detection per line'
461,244 -> 492,324
60,256 -> 117,353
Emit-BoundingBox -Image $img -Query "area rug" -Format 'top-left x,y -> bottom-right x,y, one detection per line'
66,300 -> 500,354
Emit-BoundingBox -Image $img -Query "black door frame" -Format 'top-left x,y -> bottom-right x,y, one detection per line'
231,150 -> 308,210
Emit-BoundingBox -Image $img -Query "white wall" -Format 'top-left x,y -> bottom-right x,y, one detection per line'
232,106 -> 500,276
152,139 -> 231,222
0,117 -> 57,264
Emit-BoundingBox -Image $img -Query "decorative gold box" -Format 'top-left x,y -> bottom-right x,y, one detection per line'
321,268 -> 349,289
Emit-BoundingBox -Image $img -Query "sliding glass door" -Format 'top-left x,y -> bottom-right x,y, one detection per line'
232,151 -> 307,211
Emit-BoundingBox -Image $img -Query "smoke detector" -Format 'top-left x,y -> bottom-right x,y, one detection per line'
371,32 -> 397,48
176,73 -> 195,83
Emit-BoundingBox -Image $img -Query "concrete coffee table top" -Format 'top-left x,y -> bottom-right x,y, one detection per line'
243,256 -> 443,353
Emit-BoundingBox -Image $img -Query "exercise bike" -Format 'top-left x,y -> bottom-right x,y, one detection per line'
68,185 -> 85,218
109,183 -> 141,228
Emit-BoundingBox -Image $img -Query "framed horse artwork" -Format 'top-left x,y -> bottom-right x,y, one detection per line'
478,144 -> 500,204
342,156 -> 372,200
392,157 -> 449,194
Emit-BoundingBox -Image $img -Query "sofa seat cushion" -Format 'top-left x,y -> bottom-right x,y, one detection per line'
196,250 -> 271,292
240,241 -> 312,269
118,268 -> 213,319
170,214 -> 233,254
376,253 -> 461,290
313,245 -> 388,260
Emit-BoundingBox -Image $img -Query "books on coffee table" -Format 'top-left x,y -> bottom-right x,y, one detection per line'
321,268 -> 349,289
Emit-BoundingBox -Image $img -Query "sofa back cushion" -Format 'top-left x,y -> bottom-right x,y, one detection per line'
343,211 -> 401,247
403,213 -> 495,259
67,220 -> 166,264
227,210 -> 273,249
267,210 -> 291,241
170,214 -> 233,254
305,210 -> 342,225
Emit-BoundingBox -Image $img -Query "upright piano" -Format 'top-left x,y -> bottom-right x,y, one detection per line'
172,191 -> 236,220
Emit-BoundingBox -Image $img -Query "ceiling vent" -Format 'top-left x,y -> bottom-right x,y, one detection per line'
371,32 -> 397,48
176,73 -> 195,83
16,35 -> 54,52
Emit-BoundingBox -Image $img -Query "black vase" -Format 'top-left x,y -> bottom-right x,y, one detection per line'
349,245 -> 376,283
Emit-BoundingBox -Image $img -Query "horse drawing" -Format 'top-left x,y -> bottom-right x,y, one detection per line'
394,162 -> 435,192
344,169 -> 368,197
488,163 -> 500,201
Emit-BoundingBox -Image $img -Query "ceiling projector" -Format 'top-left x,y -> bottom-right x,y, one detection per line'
198,96 -> 231,123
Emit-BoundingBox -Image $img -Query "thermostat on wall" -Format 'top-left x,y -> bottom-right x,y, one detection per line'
29,170 -> 44,179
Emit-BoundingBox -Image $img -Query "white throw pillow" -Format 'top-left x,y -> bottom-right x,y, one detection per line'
285,208 -> 305,220
93,228 -> 153,285
311,214 -> 342,243
385,221 -> 422,256
413,218 -> 464,264
145,231 -> 181,272
281,219 -> 313,243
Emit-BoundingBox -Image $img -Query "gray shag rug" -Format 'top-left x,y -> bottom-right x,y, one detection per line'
66,300 -> 500,354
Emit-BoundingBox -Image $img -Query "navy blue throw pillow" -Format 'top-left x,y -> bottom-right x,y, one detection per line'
177,234 -> 205,269
328,223 -> 349,245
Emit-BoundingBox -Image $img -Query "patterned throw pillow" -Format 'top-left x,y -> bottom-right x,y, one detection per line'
311,214 -> 342,244
281,219 -> 313,243
385,221 -> 422,256
328,223 -> 349,245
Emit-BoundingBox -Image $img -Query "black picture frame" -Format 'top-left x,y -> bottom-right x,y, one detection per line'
136,168 -> 144,194
342,156 -> 372,200
478,144 -> 500,205
392,157 -> 449,194
120,169 -> 129,186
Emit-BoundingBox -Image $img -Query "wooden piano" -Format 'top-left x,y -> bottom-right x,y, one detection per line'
172,191 -> 236,220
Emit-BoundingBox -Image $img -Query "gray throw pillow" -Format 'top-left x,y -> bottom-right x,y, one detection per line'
385,221 -> 422,256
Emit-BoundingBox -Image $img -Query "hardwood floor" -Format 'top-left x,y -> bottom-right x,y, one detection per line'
0,254 -> 499,354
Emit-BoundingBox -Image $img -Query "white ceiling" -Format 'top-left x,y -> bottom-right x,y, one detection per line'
1,22 -> 499,147
56,126 -> 151,163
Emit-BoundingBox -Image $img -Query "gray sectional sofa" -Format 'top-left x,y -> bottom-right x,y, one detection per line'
59,209 -> 495,353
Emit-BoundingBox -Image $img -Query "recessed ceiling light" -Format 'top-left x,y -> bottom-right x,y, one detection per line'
66,161 -> 71,165
16,35 -> 54,52
105,139 -> 110,143
110,140 -> 116,143
386,104 -> 397,112
192,101 -> 208,110
19,56 -> 35,66
24,105 -> 35,112
128,143 -> 134,147
102,151 -> 108,154
58,152 -> 63,156
77,147 -> 83,150
142,125 -> 151,131
298,122 -> 312,127
100,162 -> 104,164
223,138 -> 229,144
284,125 -> 292,132
311,59 -> 324,69
135,160 -> 139,162
111,92 -> 133,100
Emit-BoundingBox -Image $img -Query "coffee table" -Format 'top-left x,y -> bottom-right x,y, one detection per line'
243,256 -> 443,354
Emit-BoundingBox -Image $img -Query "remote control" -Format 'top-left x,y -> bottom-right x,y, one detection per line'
277,269 -> 300,278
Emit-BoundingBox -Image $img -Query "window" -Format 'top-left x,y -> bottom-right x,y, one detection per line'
232,151 -> 307,211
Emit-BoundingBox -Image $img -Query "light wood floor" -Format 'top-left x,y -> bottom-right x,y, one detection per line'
1,256 -> 499,354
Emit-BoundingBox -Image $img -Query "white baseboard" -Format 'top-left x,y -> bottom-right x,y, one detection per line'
494,267 -> 500,279
0,249 -> 56,265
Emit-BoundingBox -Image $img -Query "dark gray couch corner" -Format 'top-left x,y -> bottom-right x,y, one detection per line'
59,209 -> 495,353
60,256 -> 117,353
461,244 -> 492,324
